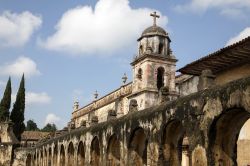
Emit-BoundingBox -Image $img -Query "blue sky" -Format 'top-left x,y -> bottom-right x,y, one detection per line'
0,0 -> 249,129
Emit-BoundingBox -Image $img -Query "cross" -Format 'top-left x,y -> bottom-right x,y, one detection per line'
150,11 -> 160,26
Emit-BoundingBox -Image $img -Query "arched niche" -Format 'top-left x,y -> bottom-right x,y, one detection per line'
107,134 -> 120,166
209,108 -> 250,166
128,127 -> 148,166
91,136 -> 100,166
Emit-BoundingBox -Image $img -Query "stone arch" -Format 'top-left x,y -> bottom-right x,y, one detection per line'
77,141 -> 85,166
40,150 -> 43,166
44,149 -> 47,166
53,144 -> 58,166
107,134 -> 120,166
68,142 -> 75,166
26,153 -> 32,166
59,144 -> 66,166
48,147 -> 52,166
90,136 -> 101,166
33,153 -> 36,166
162,119 -> 184,165
157,67 -> 165,90
208,108 -> 250,165
128,127 -> 148,166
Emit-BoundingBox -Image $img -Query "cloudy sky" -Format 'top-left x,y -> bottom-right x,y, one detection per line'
0,0 -> 249,129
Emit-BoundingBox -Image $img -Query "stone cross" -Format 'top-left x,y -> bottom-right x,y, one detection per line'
150,11 -> 160,26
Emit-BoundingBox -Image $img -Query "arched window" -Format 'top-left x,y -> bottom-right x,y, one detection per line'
139,45 -> 143,55
157,67 -> 165,90
137,68 -> 142,80
159,43 -> 164,54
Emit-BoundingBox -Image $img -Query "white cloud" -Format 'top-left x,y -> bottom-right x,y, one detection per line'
175,0 -> 250,17
0,11 -> 42,47
11,92 -> 51,106
40,0 -> 167,55
26,92 -> 51,105
44,113 -> 61,125
226,27 -> 250,46
0,56 -> 41,78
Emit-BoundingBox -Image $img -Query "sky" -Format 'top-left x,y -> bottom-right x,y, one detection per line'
0,0 -> 249,129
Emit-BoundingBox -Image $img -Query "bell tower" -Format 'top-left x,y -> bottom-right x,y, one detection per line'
129,12 -> 177,111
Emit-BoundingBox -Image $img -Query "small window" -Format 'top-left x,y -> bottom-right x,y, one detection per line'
137,68 -> 142,80
139,45 -> 143,55
157,67 -> 165,90
159,43 -> 164,54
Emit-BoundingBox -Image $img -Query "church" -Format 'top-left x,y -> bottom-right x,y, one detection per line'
0,12 -> 250,166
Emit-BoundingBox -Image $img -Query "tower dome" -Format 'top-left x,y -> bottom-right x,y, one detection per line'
137,12 -> 171,57
138,25 -> 169,41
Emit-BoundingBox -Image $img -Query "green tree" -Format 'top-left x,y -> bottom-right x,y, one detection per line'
0,77 -> 12,121
26,119 -> 39,131
41,123 -> 57,132
10,74 -> 25,140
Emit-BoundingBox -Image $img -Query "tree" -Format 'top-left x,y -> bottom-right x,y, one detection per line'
41,123 -> 57,132
0,77 -> 12,121
26,119 -> 39,131
10,74 -> 25,141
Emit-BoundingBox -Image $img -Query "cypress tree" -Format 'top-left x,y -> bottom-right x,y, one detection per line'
0,77 -> 12,121
10,74 -> 25,141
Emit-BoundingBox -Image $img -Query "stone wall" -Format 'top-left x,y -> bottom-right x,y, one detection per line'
17,76 -> 250,166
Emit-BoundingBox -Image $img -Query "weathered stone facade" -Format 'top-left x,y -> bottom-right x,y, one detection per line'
19,77 -> 250,166
1,12 -> 250,166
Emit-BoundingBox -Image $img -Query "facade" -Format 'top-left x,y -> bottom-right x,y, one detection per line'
0,12 -> 250,166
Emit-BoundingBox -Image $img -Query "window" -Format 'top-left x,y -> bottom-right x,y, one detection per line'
137,68 -> 142,80
159,43 -> 164,54
157,67 -> 164,90
139,45 -> 143,55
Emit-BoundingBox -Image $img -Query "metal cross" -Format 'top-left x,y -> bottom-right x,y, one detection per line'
150,11 -> 160,26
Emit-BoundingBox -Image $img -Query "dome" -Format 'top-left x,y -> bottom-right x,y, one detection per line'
138,25 -> 168,41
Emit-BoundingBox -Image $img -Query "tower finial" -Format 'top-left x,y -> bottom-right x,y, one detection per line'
150,11 -> 160,27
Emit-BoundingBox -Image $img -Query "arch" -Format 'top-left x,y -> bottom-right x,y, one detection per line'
44,149 -> 47,166
77,141 -> 85,166
33,153 -> 36,166
209,108 -> 250,165
91,136 -> 100,166
107,134 -> 120,166
157,67 -> 165,90
159,42 -> 164,54
137,68 -> 142,80
68,142 -> 75,166
59,145 -> 66,166
48,147 -> 52,166
40,150 -> 43,166
162,120 -> 184,165
139,45 -> 143,55
128,127 -> 148,166
26,154 -> 32,166
53,144 -> 58,166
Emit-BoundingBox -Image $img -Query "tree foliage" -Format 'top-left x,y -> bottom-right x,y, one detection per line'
10,74 -> 25,141
41,123 -> 57,132
26,119 -> 39,131
0,77 -> 12,121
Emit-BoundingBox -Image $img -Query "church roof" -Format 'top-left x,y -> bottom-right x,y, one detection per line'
137,25 -> 169,41
178,36 -> 250,75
